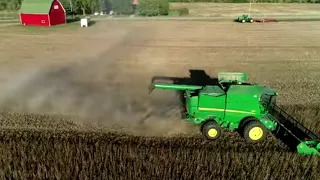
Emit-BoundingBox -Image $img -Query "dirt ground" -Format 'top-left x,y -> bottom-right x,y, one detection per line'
170,3 -> 320,17
0,20 -> 319,136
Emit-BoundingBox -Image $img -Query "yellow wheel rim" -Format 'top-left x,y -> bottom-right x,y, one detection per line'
249,127 -> 263,140
208,129 -> 218,138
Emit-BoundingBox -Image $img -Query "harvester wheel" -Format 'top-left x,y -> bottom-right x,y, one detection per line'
238,117 -> 255,132
202,121 -> 221,140
242,20 -> 245,23
250,19 -> 253,23
243,121 -> 267,143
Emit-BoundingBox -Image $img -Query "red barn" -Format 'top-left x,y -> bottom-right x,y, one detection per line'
19,0 -> 66,26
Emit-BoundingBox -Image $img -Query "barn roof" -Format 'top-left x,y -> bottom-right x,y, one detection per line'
19,0 -> 54,14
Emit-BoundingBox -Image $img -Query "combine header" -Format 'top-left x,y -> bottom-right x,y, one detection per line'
149,71 -> 320,156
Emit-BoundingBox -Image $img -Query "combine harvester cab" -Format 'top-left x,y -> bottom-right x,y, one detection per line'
149,71 -> 320,156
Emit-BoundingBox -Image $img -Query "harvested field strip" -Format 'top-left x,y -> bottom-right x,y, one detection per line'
0,129 -> 318,179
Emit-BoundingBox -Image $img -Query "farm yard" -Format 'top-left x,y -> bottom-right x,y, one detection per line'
1,2 -> 320,179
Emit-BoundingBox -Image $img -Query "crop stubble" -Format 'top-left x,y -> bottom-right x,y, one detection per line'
0,128 -> 319,179
0,21 -> 319,178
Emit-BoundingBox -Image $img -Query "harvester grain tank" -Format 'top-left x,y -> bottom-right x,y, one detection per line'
149,72 -> 320,156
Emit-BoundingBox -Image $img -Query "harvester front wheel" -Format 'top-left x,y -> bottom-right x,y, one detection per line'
202,121 -> 221,140
243,121 -> 267,143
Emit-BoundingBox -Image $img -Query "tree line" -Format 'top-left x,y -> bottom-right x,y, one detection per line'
0,0 -> 172,16
169,0 -> 319,2
0,0 -> 22,11
0,0 -> 134,15
1,0 -> 318,14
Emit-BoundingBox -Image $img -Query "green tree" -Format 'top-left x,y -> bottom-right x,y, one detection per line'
74,0 -> 91,15
59,0 -> 73,15
0,2 -> 6,11
158,0 -> 169,15
72,0 -> 106,15
89,0 -> 98,13
137,0 -> 169,16
110,0 -> 133,15
0,0 -> 21,11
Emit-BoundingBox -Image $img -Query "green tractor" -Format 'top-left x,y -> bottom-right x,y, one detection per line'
149,72 -> 320,156
237,15 -> 254,23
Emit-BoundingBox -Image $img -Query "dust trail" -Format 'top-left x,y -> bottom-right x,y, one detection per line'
0,26 -> 195,137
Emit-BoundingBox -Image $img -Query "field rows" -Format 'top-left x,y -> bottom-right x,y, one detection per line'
0,20 -> 320,178
0,127 -> 318,179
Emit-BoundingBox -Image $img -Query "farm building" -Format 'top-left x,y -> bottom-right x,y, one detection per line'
19,0 -> 66,26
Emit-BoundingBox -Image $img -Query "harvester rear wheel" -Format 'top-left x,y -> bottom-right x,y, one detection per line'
243,121 -> 267,143
202,121 -> 221,140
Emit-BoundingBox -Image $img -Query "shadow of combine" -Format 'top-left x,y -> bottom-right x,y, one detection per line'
151,69 -> 219,86
151,69 -> 219,119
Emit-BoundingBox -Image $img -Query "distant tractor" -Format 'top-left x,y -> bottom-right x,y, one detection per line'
237,15 -> 254,23
149,72 -> 320,156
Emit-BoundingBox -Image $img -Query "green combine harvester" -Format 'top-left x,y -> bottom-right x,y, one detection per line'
149,71 -> 320,156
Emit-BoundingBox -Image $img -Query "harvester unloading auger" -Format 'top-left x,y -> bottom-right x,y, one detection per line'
149,71 -> 320,156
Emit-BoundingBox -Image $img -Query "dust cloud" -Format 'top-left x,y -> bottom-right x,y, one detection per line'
0,62 -> 195,137
0,26 -> 195,137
